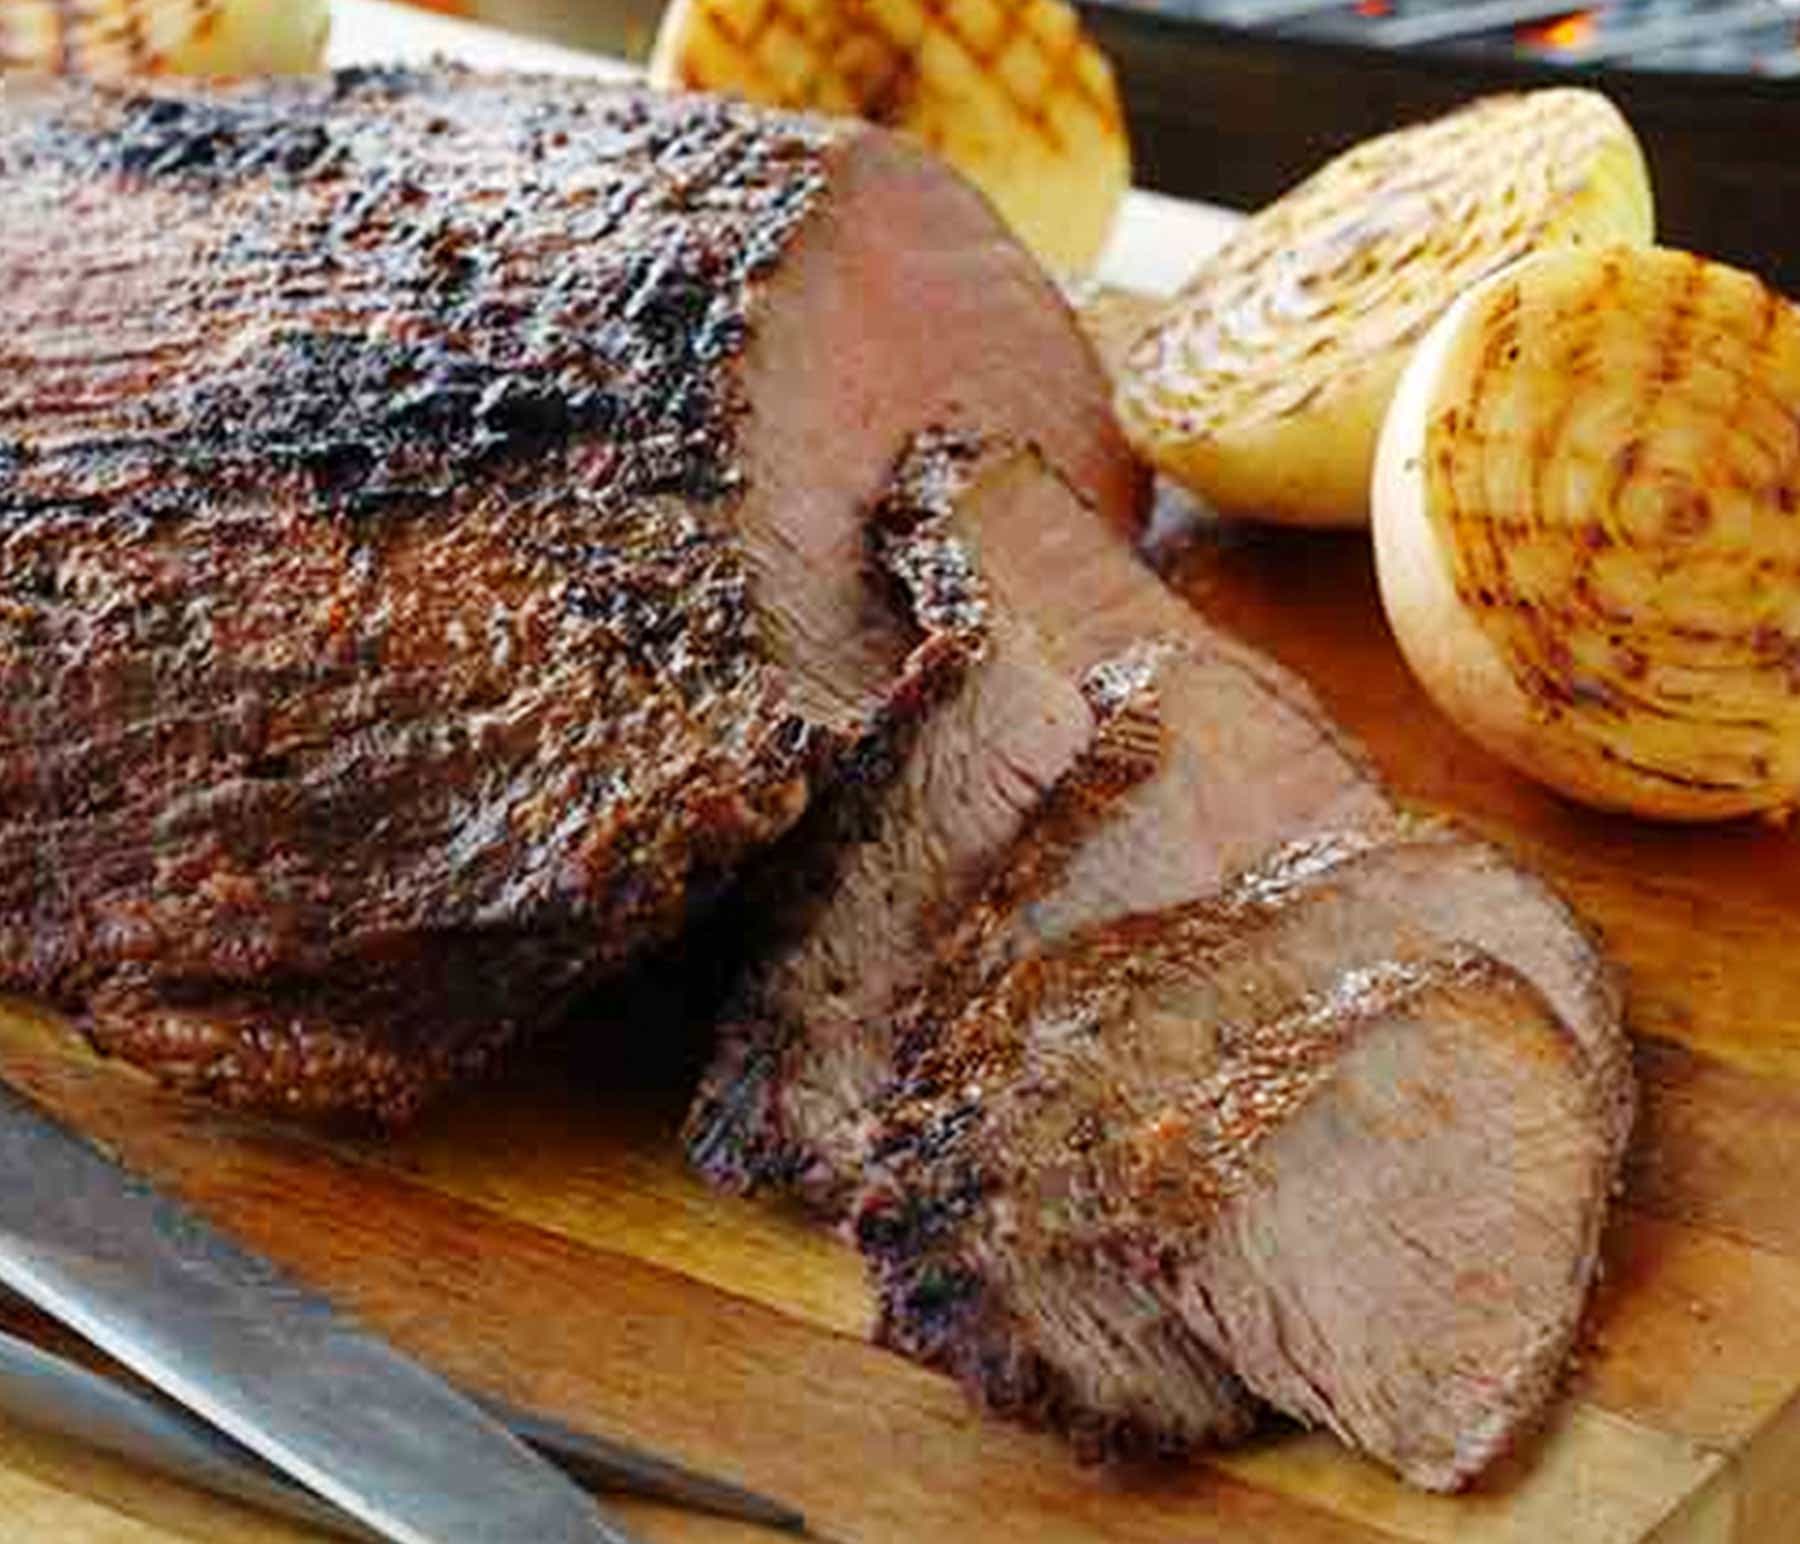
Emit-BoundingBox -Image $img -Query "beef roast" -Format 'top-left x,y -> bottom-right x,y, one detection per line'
687,434 -> 1387,1204
865,919 -> 1612,1491
0,69 -> 1140,1117
861,830 -> 1621,1487
690,434 -> 1629,1488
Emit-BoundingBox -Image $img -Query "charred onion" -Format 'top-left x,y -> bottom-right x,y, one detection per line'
1113,89 -> 1654,527
1374,245 -> 1800,821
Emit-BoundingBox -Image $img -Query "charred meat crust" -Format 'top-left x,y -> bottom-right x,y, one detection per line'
0,71 -> 1140,1118
0,70 -> 844,1115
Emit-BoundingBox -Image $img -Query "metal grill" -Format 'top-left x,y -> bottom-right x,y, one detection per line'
1118,0 -> 1800,75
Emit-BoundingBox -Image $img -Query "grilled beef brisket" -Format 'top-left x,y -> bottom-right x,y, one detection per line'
0,70 -> 1139,1116
691,435 -> 1629,1489
2,66 -> 1630,1492
867,928 -> 1611,1491
687,436 -> 1389,1204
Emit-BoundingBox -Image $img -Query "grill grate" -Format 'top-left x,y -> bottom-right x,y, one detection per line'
1113,0 -> 1800,74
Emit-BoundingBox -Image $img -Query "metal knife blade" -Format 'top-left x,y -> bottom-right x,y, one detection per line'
0,1080 -> 633,1544
0,1324 -> 815,1539
0,1325 -> 374,1540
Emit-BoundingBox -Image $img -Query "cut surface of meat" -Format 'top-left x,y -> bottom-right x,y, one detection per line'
860,834 -> 1621,1488
0,69 -> 1139,1117
686,434 -> 1384,1206
688,432 -> 1630,1488
947,444 -> 1393,934
1162,954 -> 1609,1492
686,444 -> 1104,1205
1235,824 -> 1632,1164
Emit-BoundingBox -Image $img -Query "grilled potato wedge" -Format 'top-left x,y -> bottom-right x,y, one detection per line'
1375,246 -> 1800,820
0,0 -> 328,76
1113,89 -> 1654,527
647,0 -> 1130,274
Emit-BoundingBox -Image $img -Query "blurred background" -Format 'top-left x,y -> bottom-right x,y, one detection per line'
411,0 -> 1797,291
384,0 -> 663,59
430,0 -> 1800,78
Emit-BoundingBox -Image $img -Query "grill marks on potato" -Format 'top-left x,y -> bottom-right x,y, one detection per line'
646,0 -> 1130,272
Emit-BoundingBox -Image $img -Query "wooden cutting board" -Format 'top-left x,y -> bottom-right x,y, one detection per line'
3,5 -> 1799,1541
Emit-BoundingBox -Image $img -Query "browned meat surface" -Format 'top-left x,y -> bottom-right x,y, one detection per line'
0,69 -> 1140,1117
689,436 -> 1388,1204
685,483 -> 1101,1205
690,435 -> 1629,1487
865,924 -> 1612,1492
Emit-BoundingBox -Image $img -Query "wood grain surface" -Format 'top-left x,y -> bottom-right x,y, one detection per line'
2,6 -> 1797,1541
4,514 -> 1797,1544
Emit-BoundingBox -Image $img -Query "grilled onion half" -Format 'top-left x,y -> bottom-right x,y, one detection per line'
1374,246 -> 1800,821
1113,89 -> 1654,527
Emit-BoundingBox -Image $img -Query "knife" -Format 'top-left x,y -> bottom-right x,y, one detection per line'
0,1325 -> 371,1539
0,1323 -> 810,1538
0,1079 -> 631,1543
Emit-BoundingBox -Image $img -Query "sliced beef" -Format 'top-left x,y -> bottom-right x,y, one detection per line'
926,444 -> 1626,1154
863,856 -> 1616,1491
684,605 -> 1101,1206
1233,825 -> 1631,1163
687,434 -> 1629,1487
686,434 -> 1382,1205
1158,955 -> 1608,1493
951,443 -> 1394,936
0,70 -> 1139,1117
688,436 -> 1160,1208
